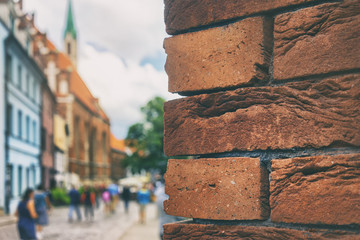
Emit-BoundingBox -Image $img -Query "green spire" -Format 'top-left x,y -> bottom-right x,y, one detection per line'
64,0 -> 77,39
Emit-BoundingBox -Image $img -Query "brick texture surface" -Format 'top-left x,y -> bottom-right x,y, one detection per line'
163,222 -> 360,240
270,154 -> 360,225
164,0 -> 319,35
164,74 -> 360,156
164,158 -> 269,220
274,0 -> 360,80
164,17 -> 271,93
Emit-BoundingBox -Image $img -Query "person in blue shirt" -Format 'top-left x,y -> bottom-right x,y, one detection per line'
137,183 -> 151,224
68,185 -> 82,222
34,185 -> 52,240
16,188 -> 38,240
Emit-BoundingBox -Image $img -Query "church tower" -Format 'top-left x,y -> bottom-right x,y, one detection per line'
64,0 -> 77,68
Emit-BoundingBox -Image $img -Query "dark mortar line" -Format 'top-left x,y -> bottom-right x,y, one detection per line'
192,218 -> 360,232
168,0 -> 340,36
175,81 -> 266,97
168,147 -> 360,164
271,68 -> 360,87
174,68 -> 360,97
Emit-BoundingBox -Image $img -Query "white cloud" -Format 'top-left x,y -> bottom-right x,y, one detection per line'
24,0 -> 168,64
23,0 -> 176,139
78,44 -> 175,138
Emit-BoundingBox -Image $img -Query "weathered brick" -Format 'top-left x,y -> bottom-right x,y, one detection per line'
164,74 -> 360,156
270,154 -> 360,225
164,17 -> 271,94
164,0 -> 319,35
274,0 -> 360,80
164,158 -> 269,220
163,222 -> 360,240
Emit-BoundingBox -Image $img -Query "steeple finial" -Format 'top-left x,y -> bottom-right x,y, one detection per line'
64,0 -> 76,39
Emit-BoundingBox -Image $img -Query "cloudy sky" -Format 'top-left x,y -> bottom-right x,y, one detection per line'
23,0 -> 176,139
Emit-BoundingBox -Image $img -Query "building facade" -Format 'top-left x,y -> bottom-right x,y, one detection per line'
0,1 -> 113,214
0,0 -> 49,214
53,114 -> 68,187
0,14 -> 8,215
41,82 -> 56,189
5,36 -> 44,214
32,0 -> 112,183
110,134 -> 127,181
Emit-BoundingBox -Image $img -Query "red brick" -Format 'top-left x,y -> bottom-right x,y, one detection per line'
164,17 -> 271,94
164,158 -> 269,220
164,74 -> 360,156
274,0 -> 360,80
163,222 -> 360,240
270,154 -> 360,225
164,0 -> 319,35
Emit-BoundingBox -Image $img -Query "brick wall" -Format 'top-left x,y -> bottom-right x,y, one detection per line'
162,0 -> 360,239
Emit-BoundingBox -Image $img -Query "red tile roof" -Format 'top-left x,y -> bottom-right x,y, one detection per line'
45,39 -> 109,121
110,133 -> 126,152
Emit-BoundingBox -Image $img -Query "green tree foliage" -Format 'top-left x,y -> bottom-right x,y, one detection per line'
123,96 -> 167,173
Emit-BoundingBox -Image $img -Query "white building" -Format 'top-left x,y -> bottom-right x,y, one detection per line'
0,17 -> 8,215
0,0 -> 44,213
5,35 -> 44,213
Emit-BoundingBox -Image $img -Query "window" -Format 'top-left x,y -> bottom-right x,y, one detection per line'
102,132 -> 107,163
6,104 -> 13,135
84,122 -> 89,162
32,121 -> 36,144
18,166 -> 22,196
6,165 -> 13,198
25,116 -> 30,141
29,78 -> 33,99
5,54 -> 12,82
18,65 -> 22,89
59,79 -> 68,94
67,42 -> 71,55
74,117 -> 80,159
33,82 -> 36,101
32,166 -> 36,187
18,110 -> 22,138
26,74 -> 30,96
26,168 -> 30,188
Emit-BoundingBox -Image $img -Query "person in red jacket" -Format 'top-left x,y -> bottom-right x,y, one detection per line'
81,186 -> 96,222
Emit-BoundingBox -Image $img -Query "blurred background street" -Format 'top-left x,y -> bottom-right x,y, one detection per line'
0,202 -> 160,240
44,202 -> 159,240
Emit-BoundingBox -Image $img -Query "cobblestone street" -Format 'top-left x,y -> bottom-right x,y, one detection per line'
43,202 -> 158,240
0,202 -> 159,240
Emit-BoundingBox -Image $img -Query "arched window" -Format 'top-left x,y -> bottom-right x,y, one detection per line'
102,132 -> 107,163
67,42 -> 71,55
59,79 -> 68,94
74,117 -> 80,160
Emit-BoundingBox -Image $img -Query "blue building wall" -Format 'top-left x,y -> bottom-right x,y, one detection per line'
0,21 -> 7,212
5,37 -> 42,214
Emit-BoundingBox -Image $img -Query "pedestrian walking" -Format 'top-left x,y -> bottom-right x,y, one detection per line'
34,185 -> 52,240
102,189 -> 111,216
68,185 -> 82,222
108,183 -> 119,213
137,184 -> 151,224
94,185 -> 101,209
122,185 -> 131,214
15,188 -> 38,240
81,186 -> 95,221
